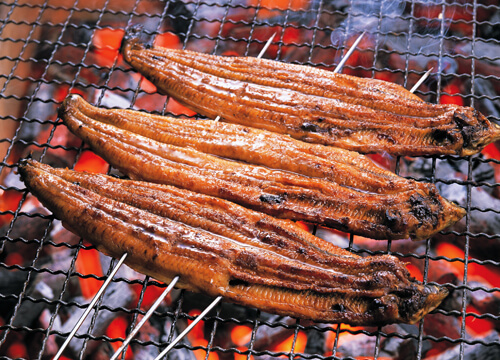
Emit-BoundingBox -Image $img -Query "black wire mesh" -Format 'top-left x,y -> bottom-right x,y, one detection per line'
0,0 -> 499,359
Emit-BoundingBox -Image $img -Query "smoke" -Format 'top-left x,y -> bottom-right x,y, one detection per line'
330,0 -> 406,47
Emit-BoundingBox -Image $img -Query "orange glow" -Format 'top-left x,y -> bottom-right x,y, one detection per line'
248,0 -> 309,17
231,325 -> 253,346
0,189 -> 23,227
440,83 -> 464,106
106,316 -> 134,360
132,282 -> 169,309
6,342 -> 28,359
93,28 -> 125,67
74,150 -> 109,174
464,305 -> 494,336
468,261 -> 500,288
295,221 -> 313,233
270,331 -> 307,355
435,243 -> 464,278
191,338 -> 220,360
234,346 -> 254,360
222,51 -> 241,57
166,98 -> 197,117
187,309 -> 205,341
436,243 -> 500,287
154,32 -> 181,49
325,324 -> 364,352
4,252 -> 24,266
75,246 -> 104,299
406,263 -> 423,282
140,76 -> 158,93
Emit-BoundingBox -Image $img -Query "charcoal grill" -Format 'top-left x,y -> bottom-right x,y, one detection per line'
1,0 -> 499,359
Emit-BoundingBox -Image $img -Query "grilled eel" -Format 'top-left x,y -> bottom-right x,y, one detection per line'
19,159 -> 449,325
121,32 -> 500,156
59,95 -> 465,241
63,94 -> 426,195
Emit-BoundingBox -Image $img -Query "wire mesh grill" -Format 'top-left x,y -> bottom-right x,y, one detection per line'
0,0 -> 499,359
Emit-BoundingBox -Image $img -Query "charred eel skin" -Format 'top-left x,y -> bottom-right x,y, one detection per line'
20,159 -> 448,325
60,95 -> 465,241
121,33 -> 500,156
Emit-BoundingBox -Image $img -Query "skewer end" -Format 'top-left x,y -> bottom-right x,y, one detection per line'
121,25 -> 148,62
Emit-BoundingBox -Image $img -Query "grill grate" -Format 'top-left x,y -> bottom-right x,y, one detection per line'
1,0 -> 500,359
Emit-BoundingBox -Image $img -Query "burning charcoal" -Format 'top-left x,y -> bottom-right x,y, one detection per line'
0,267 -> 30,320
161,314 -> 197,360
166,0 -> 195,43
303,324 -> 328,355
335,329 -> 377,358
18,84 -> 58,142
250,315 -> 297,350
472,78 -> 500,120
428,331 -> 500,360
380,323 -> 431,360
480,8 -> 500,39
467,281 -> 500,331
0,210 -> 52,260
128,314 -> 162,359
39,308 -> 63,357
52,280 -> 134,358
436,274 -> 463,312
10,248 -> 78,328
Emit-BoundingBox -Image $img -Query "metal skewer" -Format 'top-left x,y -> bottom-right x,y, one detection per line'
410,67 -> 433,93
333,31 -> 366,74
153,295 -> 223,360
110,276 -> 180,360
53,252 -> 128,360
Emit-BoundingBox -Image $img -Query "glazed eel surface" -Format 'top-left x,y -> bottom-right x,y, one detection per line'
121,32 -> 500,156
20,159 -> 448,325
60,95 -> 465,241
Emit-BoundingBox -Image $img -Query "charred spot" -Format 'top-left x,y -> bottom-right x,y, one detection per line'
431,129 -> 455,145
383,209 -> 400,229
152,55 -> 163,61
229,278 -> 250,287
301,122 -> 321,132
453,110 -> 475,148
409,194 -> 438,227
259,194 -> 284,204
261,234 -> 273,244
376,133 -> 396,144
235,251 -> 257,269
328,128 -> 339,137
152,253 -> 158,262
397,292 -> 425,320
275,239 -> 286,248
72,181 -> 81,187
331,303 -> 345,312
317,117 -> 325,123
369,298 -> 387,311
297,248 -> 306,255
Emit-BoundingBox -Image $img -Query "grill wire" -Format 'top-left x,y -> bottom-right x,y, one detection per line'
1,0 -> 500,359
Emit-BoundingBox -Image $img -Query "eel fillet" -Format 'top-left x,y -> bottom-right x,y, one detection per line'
19,159 -> 449,325
120,31 -> 500,156
64,94 -> 427,194
59,95 -> 465,241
